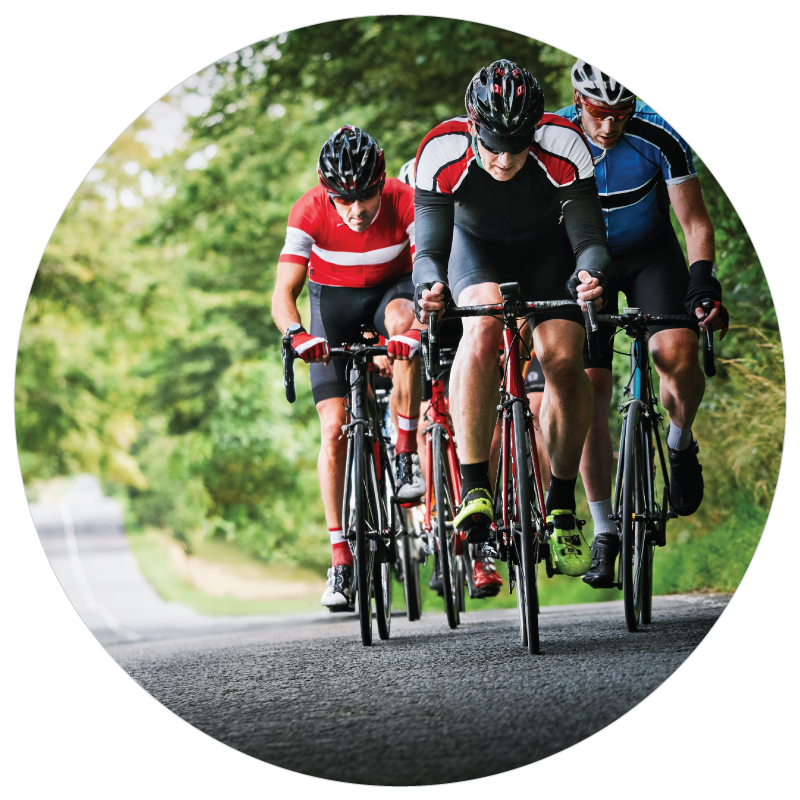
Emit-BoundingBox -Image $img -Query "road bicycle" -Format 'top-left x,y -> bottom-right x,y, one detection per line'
595,305 -> 715,632
282,329 -> 402,646
428,283 -> 583,654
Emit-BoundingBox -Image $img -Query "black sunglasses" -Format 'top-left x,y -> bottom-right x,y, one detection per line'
477,136 -> 530,156
327,182 -> 383,206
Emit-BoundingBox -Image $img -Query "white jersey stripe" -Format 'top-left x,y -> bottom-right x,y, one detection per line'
309,239 -> 409,266
281,226 -> 315,259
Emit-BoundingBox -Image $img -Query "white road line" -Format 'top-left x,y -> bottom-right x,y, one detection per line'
59,503 -> 142,642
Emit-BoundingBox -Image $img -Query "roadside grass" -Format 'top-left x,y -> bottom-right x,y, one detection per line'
126,527 -> 324,616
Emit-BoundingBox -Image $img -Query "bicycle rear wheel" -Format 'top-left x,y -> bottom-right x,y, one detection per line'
512,402 -> 539,655
621,404 -> 647,632
432,426 -> 459,629
400,518 -> 422,621
351,427 -> 373,646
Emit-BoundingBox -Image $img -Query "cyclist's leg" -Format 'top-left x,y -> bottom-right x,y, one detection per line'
627,229 -> 705,515
309,283 -> 361,606
447,228 -> 504,533
524,353 -> 551,488
373,275 -> 425,501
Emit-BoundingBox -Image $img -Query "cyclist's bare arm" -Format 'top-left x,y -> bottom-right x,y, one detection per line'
668,178 -> 725,336
271,262 -> 331,365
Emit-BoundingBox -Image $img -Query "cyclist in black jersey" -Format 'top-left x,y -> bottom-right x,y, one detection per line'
405,60 -> 613,578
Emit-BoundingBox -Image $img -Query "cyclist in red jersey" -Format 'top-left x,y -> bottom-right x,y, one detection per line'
271,127 -> 424,610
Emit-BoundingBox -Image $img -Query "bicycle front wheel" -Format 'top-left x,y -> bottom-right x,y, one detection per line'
621,404 -> 648,632
512,402 -> 540,655
352,427 -> 374,646
432,426 -> 459,629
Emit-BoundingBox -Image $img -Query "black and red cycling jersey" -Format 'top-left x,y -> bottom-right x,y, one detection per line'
278,178 -> 415,288
411,114 -> 611,287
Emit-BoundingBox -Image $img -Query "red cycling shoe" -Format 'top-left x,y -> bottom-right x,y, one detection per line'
473,553 -> 503,597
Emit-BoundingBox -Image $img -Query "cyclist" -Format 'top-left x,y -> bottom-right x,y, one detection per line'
399,158 -> 504,598
271,126 -> 425,610
553,62 -> 729,588
406,60 -> 613,578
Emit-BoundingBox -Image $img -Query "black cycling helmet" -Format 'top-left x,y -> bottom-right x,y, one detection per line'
465,59 -> 545,152
317,126 -> 386,198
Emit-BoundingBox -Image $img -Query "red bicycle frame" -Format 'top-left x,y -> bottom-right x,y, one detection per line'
422,369 -> 463,553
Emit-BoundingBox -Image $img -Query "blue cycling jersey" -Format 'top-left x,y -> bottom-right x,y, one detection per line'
555,101 -> 697,255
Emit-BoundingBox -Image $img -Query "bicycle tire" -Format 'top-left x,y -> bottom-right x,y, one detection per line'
641,543 -> 654,625
456,546 -> 466,613
621,404 -> 647,632
352,427 -> 373,646
515,562 -> 528,647
512,402 -> 540,655
401,524 -> 422,621
433,426 -> 459,629
374,453 -> 393,640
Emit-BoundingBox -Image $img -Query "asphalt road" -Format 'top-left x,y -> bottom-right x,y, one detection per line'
109,594 -> 729,786
29,477 -> 730,785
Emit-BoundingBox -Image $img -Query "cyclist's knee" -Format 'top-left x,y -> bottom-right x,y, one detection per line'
539,349 -> 584,387
461,318 -> 502,363
651,332 -> 702,381
384,297 -> 416,336
318,402 -> 347,448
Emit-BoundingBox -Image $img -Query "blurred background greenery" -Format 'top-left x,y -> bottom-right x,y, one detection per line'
16,17 -> 783,609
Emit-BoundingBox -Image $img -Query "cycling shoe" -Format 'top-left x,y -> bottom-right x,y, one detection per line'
396,453 -> 426,505
453,487 -> 494,543
321,564 -> 355,611
668,440 -> 704,516
546,510 -> 592,577
581,532 -> 620,588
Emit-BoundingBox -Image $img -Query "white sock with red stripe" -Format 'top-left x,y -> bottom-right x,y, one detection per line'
396,413 -> 419,454
329,527 -> 352,567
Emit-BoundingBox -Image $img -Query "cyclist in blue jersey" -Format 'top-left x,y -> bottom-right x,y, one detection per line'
554,61 -> 730,588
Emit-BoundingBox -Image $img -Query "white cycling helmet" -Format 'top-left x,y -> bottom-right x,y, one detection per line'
571,60 -> 634,106
398,158 -> 415,187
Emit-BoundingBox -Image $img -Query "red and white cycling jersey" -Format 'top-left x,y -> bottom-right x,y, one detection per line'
415,113 -> 593,195
278,178 -> 415,288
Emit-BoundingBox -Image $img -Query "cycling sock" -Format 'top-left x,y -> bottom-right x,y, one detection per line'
546,474 -> 577,514
395,413 -> 419,454
589,498 -> 615,536
667,423 -> 692,451
460,460 -> 491,501
329,527 -> 353,567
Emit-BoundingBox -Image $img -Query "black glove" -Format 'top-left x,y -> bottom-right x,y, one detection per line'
700,300 -> 730,331
566,269 -> 608,305
413,281 -> 452,323
684,260 -> 722,315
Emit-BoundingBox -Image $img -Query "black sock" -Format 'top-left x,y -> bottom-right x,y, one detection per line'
460,461 -> 491,501
546,474 -> 577,515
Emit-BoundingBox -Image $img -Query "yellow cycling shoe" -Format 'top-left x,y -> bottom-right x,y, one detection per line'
546,510 -> 592,576
453,488 -> 494,542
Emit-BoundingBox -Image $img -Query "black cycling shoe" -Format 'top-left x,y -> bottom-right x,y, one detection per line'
581,533 -> 620,589
668,440 -> 704,516
428,550 -> 444,597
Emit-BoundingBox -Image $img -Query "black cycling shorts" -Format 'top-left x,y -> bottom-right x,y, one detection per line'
523,354 -> 545,393
586,227 -> 700,371
309,274 -> 414,403
447,225 -> 585,329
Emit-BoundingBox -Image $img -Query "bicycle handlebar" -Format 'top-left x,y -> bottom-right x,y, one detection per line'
595,308 -> 716,378
281,338 -> 389,404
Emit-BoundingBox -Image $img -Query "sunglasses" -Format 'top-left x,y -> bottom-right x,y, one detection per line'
477,136 -> 530,156
579,95 -> 635,122
328,182 -> 382,206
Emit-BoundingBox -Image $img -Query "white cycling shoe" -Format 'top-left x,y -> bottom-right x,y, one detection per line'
396,453 -> 426,504
321,564 -> 355,611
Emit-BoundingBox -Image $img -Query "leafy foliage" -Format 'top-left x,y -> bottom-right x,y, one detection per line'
16,17 -> 783,581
